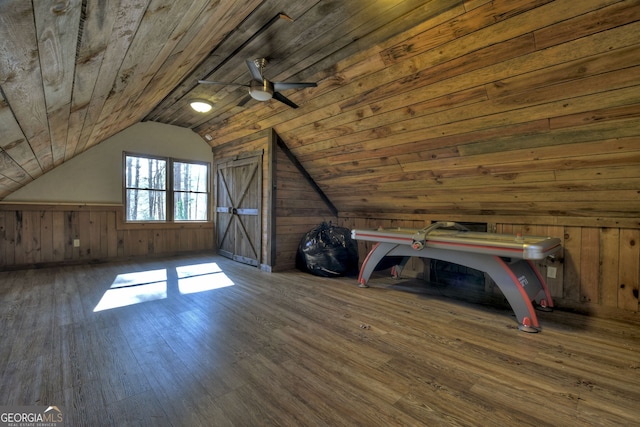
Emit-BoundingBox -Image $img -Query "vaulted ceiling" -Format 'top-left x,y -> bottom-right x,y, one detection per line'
1,0 -> 639,223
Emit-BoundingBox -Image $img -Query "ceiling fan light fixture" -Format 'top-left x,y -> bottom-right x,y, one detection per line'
249,80 -> 274,101
189,99 -> 213,113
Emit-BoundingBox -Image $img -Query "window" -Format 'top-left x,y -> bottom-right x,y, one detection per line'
173,161 -> 208,221
124,153 -> 210,222
125,155 -> 167,221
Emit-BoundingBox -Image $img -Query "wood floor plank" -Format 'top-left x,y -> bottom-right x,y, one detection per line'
235,353 -> 330,426
279,357 -> 376,427
90,324 -> 151,403
133,341 -> 219,426
214,386 -> 269,427
274,328 -> 426,426
1,253 -> 639,426
104,389 -> 171,427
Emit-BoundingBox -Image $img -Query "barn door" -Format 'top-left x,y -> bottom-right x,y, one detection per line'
215,154 -> 262,266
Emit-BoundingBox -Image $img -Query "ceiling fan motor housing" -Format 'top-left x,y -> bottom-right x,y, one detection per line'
249,79 -> 274,101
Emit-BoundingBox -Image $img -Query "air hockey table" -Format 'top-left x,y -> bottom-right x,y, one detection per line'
351,222 -> 562,332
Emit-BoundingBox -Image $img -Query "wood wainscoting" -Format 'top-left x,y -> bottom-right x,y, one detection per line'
0,203 -> 214,269
0,254 -> 638,425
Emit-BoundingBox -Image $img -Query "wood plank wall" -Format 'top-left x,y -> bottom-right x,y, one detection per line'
273,143 -> 336,271
339,215 -> 640,317
198,0 -> 640,223
0,204 -> 213,269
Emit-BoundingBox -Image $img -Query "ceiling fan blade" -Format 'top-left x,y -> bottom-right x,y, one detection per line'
272,92 -> 299,109
273,82 -> 317,91
245,59 -> 263,82
198,80 -> 248,87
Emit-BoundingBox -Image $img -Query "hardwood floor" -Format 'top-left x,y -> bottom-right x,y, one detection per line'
1,254 -> 639,426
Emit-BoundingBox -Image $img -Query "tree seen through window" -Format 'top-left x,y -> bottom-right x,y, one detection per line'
174,161 -> 208,221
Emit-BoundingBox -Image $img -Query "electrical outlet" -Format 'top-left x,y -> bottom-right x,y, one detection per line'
73,239 -> 80,247
547,266 -> 557,279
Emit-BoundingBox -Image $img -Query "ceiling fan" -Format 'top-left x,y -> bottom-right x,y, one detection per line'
198,58 -> 317,109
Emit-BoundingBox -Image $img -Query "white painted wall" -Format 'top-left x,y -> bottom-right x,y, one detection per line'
4,122 -> 212,203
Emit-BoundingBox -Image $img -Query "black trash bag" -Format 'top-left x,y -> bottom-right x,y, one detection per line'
296,222 -> 359,277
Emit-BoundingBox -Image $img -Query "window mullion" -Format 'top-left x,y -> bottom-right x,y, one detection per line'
167,159 -> 174,222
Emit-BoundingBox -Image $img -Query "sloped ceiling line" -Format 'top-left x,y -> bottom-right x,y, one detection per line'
274,131 -> 338,217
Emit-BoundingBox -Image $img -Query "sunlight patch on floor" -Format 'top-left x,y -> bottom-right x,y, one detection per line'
177,262 -> 234,294
93,270 -> 167,312
93,263 -> 234,312
110,269 -> 167,288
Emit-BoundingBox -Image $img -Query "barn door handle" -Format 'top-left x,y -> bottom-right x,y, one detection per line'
232,207 -> 238,215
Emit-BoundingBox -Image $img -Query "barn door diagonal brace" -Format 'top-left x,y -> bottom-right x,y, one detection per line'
233,161 -> 259,211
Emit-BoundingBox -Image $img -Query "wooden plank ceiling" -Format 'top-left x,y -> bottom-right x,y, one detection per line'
1,0 -> 639,222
